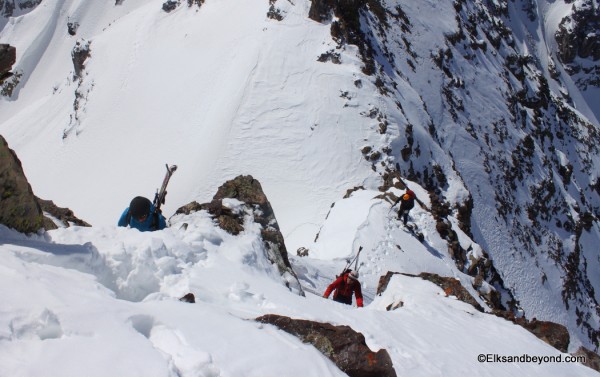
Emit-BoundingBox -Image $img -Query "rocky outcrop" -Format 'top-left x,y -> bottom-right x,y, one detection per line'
71,40 -> 90,80
1,0 -> 42,18
0,135 -> 46,233
573,347 -> 600,372
176,175 -> 304,295
0,135 -> 89,233
377,271 -> 484,312
555,2 -> 600,64
37,198 -> 91,228
521,319 -> 570,353
377,271 -> 572,352
308,0 -> 388,75
256,314 -> 397,377
0,44 -> 16,83
162,1 -> 178,12
492,310 -> 570,353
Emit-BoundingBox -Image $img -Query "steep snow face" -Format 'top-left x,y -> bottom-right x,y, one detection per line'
337,0 -> 600,350
0,0 -> 378,253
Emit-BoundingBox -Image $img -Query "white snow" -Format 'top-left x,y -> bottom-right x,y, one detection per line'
1,198 -> 597,376
1,0 -> 600,375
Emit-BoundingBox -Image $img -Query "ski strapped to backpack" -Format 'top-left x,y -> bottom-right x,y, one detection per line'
125,164 -> 177,230
154,164 -> 178,212
338,246 -> 363,277
150,164 -> 177,229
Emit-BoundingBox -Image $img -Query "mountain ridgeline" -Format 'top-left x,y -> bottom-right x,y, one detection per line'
303,0 -> 600,350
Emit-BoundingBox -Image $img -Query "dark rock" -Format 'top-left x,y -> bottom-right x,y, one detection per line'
493,310 -> 570,353
162,0 -> 178,12
179,293 -> 195,303
0,44 -> 16,82
175,201 -> 204,215
418,272 -> 484,312
555,3 -> 600,64
187,0 -> 204,7
377,167 -> 405,192
256,314 -> 397,377
0,136 -> 90,233
522,318 -> 570,353
176,199 -> 245,235
317,50 -> 341,64
296,247 -> 309,257
67,21 -> 79,36
308,0 -> 334,22
343,186 -> 365,198
0,135 -> 46,233
267,4 -> 283,21
377,271 -> 483,312
308,0 -> 387,75
215,176 -> 303,293
573,347 -> 600,372
71,40 -> 91,80
1,0 -> 42,18
37,198 -> 90,228
378,272 -> 570,353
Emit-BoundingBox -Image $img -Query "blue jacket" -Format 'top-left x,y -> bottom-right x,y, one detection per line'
117,204 -> 167,232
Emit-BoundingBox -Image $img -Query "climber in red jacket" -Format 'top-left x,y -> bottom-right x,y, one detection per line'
323,270 -> 363,307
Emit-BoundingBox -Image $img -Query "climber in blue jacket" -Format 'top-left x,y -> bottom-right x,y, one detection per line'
118,196 -> 167,232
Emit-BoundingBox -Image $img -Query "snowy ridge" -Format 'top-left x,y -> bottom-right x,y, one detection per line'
1,192 -> 598,376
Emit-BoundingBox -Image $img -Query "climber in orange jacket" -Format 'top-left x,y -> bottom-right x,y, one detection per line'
323,270 -> 363,307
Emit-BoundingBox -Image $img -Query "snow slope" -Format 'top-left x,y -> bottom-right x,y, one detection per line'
0,0 -> 378,254
1,192 -> 597,376
1,0 -> 599,359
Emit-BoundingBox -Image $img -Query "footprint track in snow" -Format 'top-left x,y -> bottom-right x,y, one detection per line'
129,315 -> 221,377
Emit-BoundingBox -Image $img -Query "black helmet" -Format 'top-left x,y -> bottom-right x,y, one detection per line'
129,196 -> 151,220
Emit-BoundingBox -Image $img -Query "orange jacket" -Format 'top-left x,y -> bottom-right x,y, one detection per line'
323,273 -> 363,307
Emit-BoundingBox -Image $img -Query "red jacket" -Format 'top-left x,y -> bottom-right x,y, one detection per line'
323,273 -> 363,307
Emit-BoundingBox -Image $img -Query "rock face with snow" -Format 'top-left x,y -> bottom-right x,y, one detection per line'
37,198 -> 91,228
0,135 -> 45,233
71,40 -> 90,80
305,0 -> 600,350
0,43 -> 15,82
377,271 -> 573,355
256,314 -> 397,377
574,347 -> 600,372
0,136 -> 89,232
377,272 -> 484,312
176,175 -> 304,295
555,1 -> 600,64
0,0 -> 41,18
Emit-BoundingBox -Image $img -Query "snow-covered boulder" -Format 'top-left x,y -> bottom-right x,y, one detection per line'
176,175 -> 304,296
256,314 -> 397,377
